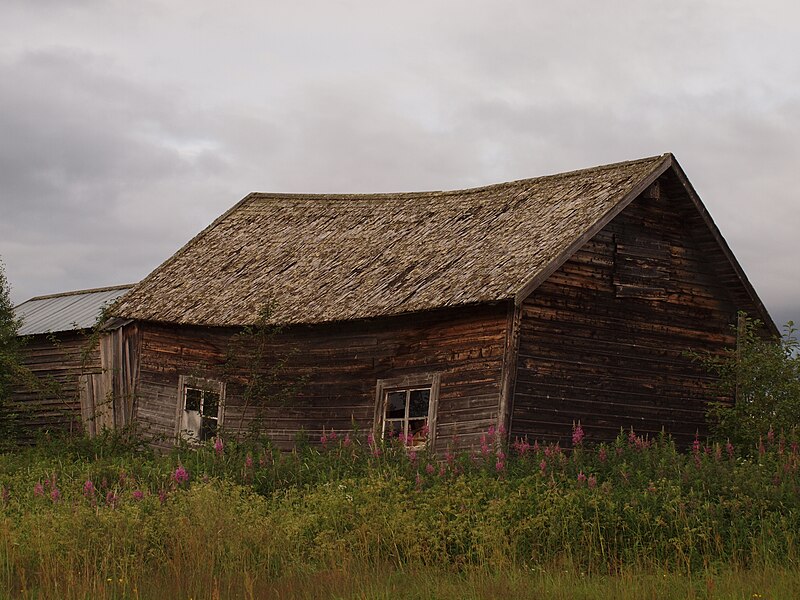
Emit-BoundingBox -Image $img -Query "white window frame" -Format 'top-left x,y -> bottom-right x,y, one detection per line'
373,373 -> 440,450
175,375 -> 226,443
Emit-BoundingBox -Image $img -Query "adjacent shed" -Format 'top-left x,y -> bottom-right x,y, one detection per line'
102,153 -> 775,450
12,285 -> 133,441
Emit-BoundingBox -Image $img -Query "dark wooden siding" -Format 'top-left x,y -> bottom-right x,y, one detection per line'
510,186 -> 742,447
134,303 -> 508,451
11,332 -> 98,441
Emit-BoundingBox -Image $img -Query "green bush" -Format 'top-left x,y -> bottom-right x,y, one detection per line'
698,315 -> 800,449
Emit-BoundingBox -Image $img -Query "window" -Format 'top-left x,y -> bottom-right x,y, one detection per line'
374,373 -> 440,449
176,376 -> 225,442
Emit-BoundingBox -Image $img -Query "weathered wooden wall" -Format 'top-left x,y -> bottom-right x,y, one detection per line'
134,303 -> 508,451
11,332 -> 98,442
510,180 -> 748,447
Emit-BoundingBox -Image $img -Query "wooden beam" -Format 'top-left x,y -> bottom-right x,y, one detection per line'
498,300 -> 522,441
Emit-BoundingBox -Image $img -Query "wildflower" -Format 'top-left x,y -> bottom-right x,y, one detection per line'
415,473 -> 423,489
83,480 -> 96,498
598,446 -> 608,463
158,489 -> 167,504
214,436 -> 224,456
480,435 -> 490,457
407,450 -> 417,463
50,488 -> 61,503
445,450 -> 455,466
588,475 -> 597,489
106,491 -> 118,508
628,428 -> 637,446
487,425 -> 496,439
132,490 -> 144,501
173,465 -> 189,485
572,421 -> 585,446
425,463 -> 435,475
512,437 -> 530,456
498,423 -> 507,436
533,440 -> 540,453
495,460 -> 505,473
320,431 -> 329,448
577,471 -> 587,486
438,465 -> 446,477
726,440 -> 734,459
343,433 -> 352,448
33,482 -> 44,497
539,459 -> 547,475
245,453 -> 254,469
328,429 -> 338,441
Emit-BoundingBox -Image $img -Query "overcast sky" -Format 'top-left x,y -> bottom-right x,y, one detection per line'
1,0 -> 798,329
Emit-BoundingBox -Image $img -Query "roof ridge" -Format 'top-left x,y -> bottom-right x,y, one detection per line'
244,154 -> 670,201
23,284 -> 135,303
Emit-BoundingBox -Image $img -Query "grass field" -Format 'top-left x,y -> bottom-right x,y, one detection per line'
1,426 -> 798,599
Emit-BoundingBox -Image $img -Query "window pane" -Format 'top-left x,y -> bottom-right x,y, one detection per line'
409,389 -> 430,418
200,417 -> 218,441
203,391 -> 220,418
408,419 -> 427,446
185,388 -> 201,412
386,391 -> 406,419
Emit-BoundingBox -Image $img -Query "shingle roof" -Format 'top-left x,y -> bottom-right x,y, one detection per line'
113,155 -> 672,326
15,285 -> 134,336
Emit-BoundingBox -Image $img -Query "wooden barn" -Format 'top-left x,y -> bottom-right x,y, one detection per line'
11,285 -> 133,441
99,153 -> 775,450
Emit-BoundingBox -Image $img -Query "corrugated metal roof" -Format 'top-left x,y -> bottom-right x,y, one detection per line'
14,285 -> 134,336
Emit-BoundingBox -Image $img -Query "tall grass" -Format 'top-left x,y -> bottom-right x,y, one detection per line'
0,426 -> 799,598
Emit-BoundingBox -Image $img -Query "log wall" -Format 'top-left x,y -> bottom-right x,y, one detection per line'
511,185 -> 743,447
134,303 -> 508,451
11,332 -> 97,442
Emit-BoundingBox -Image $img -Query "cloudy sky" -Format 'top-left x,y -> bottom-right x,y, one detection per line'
1,0 -> 798,329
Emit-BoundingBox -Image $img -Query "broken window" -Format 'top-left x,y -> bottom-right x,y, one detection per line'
374,374 -> 440,450
176,377 -> 225,443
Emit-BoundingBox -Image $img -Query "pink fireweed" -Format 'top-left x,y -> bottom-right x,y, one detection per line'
726,440 -> 735,459
407,450 -> 417,463
480,435 -> 490,457
415,473 -> 423,489
83,480 -> 96,499
512,437 -> 531,456
425,463 -> 435,475
33,482 -> 44,497
588,474 -> 597,489
572,421 -> 585,446
158,489 -> 167,504
50,488 -> 61,503
598,446 -> 608,463
692,435 -> 701,455
328,429 -> 338,441
495,460 -> 505,473
245,453 -> 254,469
498,423 -> 506,436
132,490 -> 145,501
320,431 -> 329,448
539,459 -> 547,475
487,425 -> 496,439
577,471 -> 587,486
173,465 -> 189,485
106,491 -> 118,508
214,436 -> 224,455
343,433 -> 352,448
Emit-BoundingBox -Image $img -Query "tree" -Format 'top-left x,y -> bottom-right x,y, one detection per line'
698,314 -> 800,449
0,258 -> 22,442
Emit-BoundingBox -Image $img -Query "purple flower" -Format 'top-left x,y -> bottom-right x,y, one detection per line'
588,475 -> 597,489
343,433 -> 352,448
214,437 -> 224,456
598,447 -> 608,463
577,471 -> 587,486
425,463 -> 435,475
33,482 -> 44,497
173,465 -> 189,485
407,450 -> 417,463
245,453 -> 254,469
692,435 -> 701,455
572,422 -> 585,446
132,490 -> 144,501
83,480 -> 96,497
50,488 -> 60,503
512,437 -> 530,456
539,459 -> 547,475
495,460 -> 505,473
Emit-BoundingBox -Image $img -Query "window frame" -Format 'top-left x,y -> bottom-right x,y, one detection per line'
373,372 -> 440,450
175,375 -> 226,443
